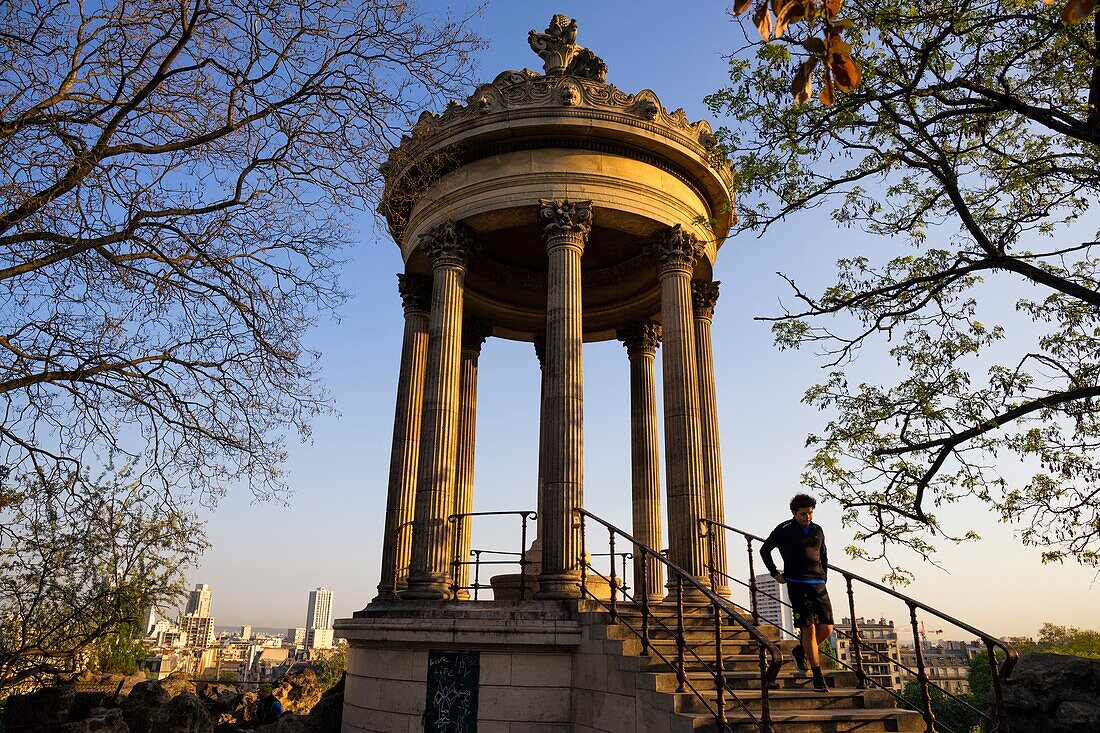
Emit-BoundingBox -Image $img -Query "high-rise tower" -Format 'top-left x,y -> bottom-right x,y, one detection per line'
184,583 -> 212,617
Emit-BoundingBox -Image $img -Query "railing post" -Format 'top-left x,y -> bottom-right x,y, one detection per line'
909,604 -> 935,733
987,640 -> 1010,733
576,510 -> 588,597
845,575 -> 866,689
392,522 -> 402,598
608,529 -> 618,621
675,574 -> 687,693
471,550 -> 483,601
713,598 -> 726,731
449,514 -> 462,599
745,536 -> 760,625
758,641 -> 773,733
640,549 -> 651,654
519,512 -> 530,601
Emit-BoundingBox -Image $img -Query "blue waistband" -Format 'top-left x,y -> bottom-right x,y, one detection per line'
786,577 -> 825,584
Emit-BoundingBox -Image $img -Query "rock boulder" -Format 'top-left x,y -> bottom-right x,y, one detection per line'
996,652 -> 1100,733
271,670 -> 322,715
121,679 -> 170,733
54,707 -> 129,733
2,684 -> 75,732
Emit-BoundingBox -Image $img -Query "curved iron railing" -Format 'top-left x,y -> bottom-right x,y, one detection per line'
701,518 -> 1017,733
576,508 -> 784,733
448,510 -> 536,599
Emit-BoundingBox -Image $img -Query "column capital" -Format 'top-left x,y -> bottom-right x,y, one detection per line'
418,220 -> 480,269
461,318 -> 493,355
690,280 -> 721,320
533,332 -> 547,369
538,199 -> 593,252
647,224 -> 704,274
396,273 -> 432,315
617,321 -> 662,358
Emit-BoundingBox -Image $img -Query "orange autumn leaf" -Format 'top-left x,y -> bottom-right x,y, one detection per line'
826,0 -> 843,16
734,0 -> 754,15
754,2 -> 774,39
831,53 -> 862,91
792,58 -> 817,105
1062,0 -> 1098,22
820,69 -> 836,105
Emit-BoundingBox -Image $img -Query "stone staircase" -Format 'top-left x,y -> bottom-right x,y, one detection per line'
581,603 -> 924,733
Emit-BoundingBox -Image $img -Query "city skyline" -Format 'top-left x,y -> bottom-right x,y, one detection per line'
186,0 -> 1100,635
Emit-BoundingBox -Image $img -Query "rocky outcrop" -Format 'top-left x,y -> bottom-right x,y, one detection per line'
121,679 -> 170,733
996,652 -> 1100,733
54,707 -> 129,733
3,667 -> 342,733
2,684 -> 76,732
158,691 -> 213,733
304,673 -> 344,733
271,669 -> 322,715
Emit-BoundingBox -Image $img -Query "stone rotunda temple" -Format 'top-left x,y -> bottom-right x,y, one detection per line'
335,16 -> 750,732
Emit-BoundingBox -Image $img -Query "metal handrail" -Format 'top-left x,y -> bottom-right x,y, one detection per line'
702,517 -> 1017,733
704,561 -> 983,733
448,510 -> 536,600
576,508 -> 783,733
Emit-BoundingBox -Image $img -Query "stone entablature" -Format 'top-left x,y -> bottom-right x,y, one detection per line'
380,71 -> 734,250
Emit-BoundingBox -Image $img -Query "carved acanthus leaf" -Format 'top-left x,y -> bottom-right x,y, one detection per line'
691,281 -> 721,319
462,318 -> 493,353
647,224 -> 704,272
617,321 -> 662,356
418,220 -> 481,268
397,273 -> 432,314
538,199 -> 593,241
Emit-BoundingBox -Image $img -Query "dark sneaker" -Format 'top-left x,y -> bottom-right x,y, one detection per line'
812,674 -> 830,693
791,644 -> 808,672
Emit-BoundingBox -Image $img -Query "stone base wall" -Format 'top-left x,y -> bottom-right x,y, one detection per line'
343,645 -> 572,733
571,610 -> 692,733
336,601 -> 690,733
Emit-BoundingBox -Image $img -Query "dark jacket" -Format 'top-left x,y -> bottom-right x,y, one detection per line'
759,520 -> 828,581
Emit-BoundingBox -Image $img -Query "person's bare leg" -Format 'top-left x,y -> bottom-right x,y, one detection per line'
801,625 -> 818,667
815,622 -> 834,660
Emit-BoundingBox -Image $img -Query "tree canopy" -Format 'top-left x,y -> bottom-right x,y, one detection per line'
709,1 -> 1100,576
0,468 -> 205,690
0,0 -> 480,504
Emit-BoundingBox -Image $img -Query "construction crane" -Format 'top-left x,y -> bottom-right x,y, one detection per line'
920,620 -> 944,650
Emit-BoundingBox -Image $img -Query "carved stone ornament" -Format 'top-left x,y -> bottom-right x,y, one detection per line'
528,15 -> 581,75
461,318 -> 493,354
538,199 -> 593,241
396,273 -> 432,314
617,321 -> 662,356
691,280 -> 721,320
647,224 -> 704,272
418,220 -> 481,268
528,15 -> 608,81
559,84 -> 580,106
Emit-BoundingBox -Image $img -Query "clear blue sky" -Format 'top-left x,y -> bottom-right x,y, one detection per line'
188,0 -> 1099,639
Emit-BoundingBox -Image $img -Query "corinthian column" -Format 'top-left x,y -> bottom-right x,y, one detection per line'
452,319 -> 492,599
375,274 -> 432,601
692,281 -> 729,597
647,224 -> 709,593
617,321 -> 664,601
404,221 -> 480,600
534,199 -> 591,600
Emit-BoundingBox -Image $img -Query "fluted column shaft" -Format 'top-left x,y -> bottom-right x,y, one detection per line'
535,200 -> 591,600
618,321 -> 664,600
375,275 -> 432,601
649,225 -> 709,592
530,335 -> 548,572
692,281 -> 729,596
405,221 -> 479,600
452,320 -> 491,600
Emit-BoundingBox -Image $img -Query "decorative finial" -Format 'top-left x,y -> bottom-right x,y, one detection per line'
528,15 -> 608,82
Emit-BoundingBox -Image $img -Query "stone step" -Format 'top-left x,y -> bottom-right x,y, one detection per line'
670,687 -> 899,714
643,669 -> 861,692
684,707 -> 927,733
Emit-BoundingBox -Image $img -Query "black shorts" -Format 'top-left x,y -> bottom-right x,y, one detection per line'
787,581 -> 833,626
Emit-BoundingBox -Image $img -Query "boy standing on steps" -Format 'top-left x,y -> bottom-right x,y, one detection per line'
760,493 -> 834,692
